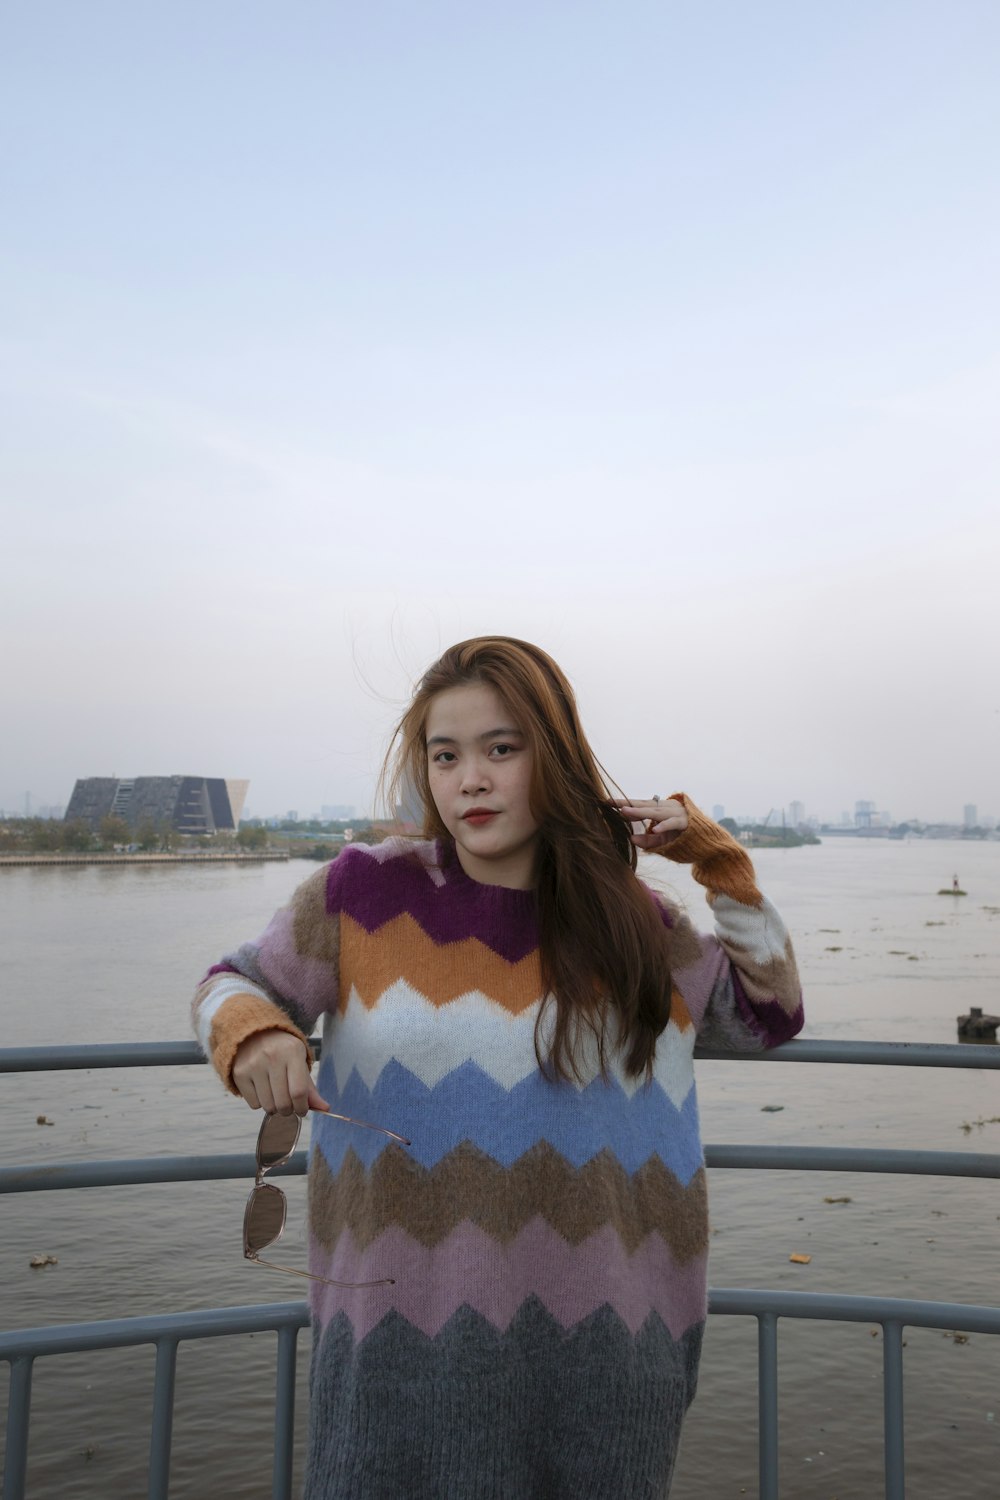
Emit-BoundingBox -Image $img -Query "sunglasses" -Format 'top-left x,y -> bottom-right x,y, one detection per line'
244,1108 -> 410,1289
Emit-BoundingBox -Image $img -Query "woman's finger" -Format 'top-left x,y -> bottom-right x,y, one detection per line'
283,1064 -> 312,1118
253,1076 -> 277,1115
239,1077 -> 261,1110
269,1078 -> 295,1116
307,1082 -> 331,1114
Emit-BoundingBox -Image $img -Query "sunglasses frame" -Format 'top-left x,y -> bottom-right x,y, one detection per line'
243,1107 -> 409,1290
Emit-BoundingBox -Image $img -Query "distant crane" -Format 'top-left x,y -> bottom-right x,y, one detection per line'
758,808 -> 788,840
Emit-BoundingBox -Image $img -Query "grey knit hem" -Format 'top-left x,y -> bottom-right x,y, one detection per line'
303,1299 -> 702,1499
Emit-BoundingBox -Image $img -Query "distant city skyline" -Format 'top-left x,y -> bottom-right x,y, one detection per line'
3,786 -> 995,833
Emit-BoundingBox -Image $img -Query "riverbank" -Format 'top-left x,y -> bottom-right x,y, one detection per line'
741,830 -> 821,848
0,851 -> 289,867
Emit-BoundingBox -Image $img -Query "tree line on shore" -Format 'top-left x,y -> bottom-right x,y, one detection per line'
0,817 -> 273,855
0,817 -> 392,858
718,817 -> 820,848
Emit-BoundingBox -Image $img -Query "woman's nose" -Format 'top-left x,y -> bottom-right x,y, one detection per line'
460,761 -> 490,794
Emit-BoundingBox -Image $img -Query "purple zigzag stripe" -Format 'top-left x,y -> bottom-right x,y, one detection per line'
736,980 -> 804,1045
308,1218 -> 707,1342
327,842 -> 540,964
202,962 -> 240,981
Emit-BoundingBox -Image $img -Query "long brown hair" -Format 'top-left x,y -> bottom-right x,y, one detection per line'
381,636 -> 671,1080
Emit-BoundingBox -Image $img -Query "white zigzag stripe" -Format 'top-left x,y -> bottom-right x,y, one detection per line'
325,984 -> 696,1108
714,894 -> 791,962
651,1016 -> 698,1107
194,976 -> 272,1055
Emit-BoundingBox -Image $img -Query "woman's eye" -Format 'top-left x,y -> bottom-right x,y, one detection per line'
432,751 -> 456,765
491,744 -> 513,757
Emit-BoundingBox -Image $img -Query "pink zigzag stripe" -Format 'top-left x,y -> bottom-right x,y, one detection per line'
308,1217 -> 707,1342
256,931 -> 338,1023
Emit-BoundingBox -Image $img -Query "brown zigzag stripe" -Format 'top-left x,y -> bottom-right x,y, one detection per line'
656,905 -> 706,974
308,1141 -> 708,1262
290,864 -> 341,965
339,911 -> 545,1015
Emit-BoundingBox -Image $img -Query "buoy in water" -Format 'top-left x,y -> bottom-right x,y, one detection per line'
957,1007 -> 999,1042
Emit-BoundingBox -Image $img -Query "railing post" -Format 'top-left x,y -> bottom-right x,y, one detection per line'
757,1311 -> 779,1500
147,1336 -> 178,1500
272,1322 -> 300,1500
882,1319 -> 905,1500
3,1353 -> 34,1500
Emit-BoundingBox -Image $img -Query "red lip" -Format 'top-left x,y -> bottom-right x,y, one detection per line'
462,809 -> 499,825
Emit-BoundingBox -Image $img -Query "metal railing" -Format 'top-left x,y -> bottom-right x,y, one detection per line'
2,1038 -> 999,1500
1,1303 -> 308,1500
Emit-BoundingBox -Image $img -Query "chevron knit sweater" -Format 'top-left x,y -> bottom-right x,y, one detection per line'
193,799 -> 803,1500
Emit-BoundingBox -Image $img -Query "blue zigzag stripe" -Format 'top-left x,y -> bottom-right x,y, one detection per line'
312,1057 -> 705,1182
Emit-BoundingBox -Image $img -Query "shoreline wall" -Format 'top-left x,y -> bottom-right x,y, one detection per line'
0,852 -> 290,868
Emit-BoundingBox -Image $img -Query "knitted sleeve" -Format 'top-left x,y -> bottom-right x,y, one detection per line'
651,794 -> 803,1050
191,861 -> 341,1094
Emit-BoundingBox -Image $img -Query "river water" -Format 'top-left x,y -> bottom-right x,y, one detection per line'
1,840 -> 999,1498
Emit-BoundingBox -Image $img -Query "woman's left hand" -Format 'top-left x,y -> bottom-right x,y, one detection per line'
615,796 -> 689,852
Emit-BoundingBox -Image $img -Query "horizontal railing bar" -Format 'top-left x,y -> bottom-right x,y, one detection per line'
709,1288 -> 1000,1335
0,1152 -> 307,1193
0,1041 -> 214,1071
3,1142 -> 998,1195
705,1144 -> 1000,1177
3,1290 -> 997,1366
0,1301 -> 310,1361
697,1039 -> 1000,1067
2,1038 -> 998,1073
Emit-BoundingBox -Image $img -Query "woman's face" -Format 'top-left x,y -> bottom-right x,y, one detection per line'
424,681 -> 539,889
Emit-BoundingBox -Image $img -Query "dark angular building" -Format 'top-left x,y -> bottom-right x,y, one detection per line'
65,777 -> 249,835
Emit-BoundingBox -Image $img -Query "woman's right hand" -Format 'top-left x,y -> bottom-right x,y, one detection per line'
232,1029 -> 330,1117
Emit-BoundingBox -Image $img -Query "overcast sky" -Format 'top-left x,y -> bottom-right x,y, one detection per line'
2,1 -> 997,824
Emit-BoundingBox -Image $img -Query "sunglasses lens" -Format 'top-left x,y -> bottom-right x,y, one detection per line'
258,1112 -> 300,1170
245,1183 -> 286,1254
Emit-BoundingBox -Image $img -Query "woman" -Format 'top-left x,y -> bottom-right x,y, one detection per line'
193,636 -> 803,1498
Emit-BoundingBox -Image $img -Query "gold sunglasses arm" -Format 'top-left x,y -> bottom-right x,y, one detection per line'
247,1252 -> 394,1289
320,1109 -> 410,1146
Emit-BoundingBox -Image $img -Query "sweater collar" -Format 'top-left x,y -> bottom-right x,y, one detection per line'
436,836 -> 538,913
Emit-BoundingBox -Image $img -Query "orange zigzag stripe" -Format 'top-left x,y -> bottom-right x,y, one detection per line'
339,912 -> 693,1032
340,911 -> 544,1014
